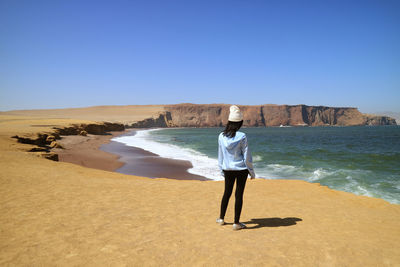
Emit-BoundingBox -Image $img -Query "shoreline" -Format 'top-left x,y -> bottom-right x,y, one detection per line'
54,127 -> 400,204
54,128 -> 209,181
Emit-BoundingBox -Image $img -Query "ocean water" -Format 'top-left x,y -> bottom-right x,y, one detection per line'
113,126 -> 400,204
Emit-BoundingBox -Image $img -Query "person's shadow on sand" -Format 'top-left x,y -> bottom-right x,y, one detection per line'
240,217 -> 302,229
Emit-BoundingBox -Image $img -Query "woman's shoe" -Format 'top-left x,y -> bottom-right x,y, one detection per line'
232,222 -> 246,230
216,218 -> 225,225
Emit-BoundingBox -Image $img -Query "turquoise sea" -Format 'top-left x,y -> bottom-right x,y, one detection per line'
113,126 -> 400,204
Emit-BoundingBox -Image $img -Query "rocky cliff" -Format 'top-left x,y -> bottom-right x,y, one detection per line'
129,104 -> 397,128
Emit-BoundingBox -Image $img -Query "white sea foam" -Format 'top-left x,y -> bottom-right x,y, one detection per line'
256,164 -> 302,179
252,155 -> 263,162
257,164 -> 398,202
112,129 -> 223,180
308,168 -> 330,181
257,164 -> 333,182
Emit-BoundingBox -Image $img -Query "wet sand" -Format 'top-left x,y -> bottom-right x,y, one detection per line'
101,138 -> 208,180
54,131 -> 126,172
55,129 -> 208,180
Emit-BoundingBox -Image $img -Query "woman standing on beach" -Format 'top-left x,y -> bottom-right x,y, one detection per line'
217,105 -> 256,230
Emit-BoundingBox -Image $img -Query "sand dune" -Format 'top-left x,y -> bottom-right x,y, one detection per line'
0,113 -> 399,266
0,105 -> 165,124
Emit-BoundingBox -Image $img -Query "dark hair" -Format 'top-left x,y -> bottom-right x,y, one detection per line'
223,120 -> 243,138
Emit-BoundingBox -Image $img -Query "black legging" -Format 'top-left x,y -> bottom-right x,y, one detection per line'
219,169 -> 248,224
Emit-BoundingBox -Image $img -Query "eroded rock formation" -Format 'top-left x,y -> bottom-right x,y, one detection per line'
53,122 -> 125,135
12,122 -> 125,161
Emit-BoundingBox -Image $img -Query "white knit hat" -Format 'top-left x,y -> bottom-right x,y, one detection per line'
228,105 -> 243,122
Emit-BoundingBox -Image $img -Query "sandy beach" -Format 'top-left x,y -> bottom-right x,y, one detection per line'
0,112 -> 400,266
54,129 -> 208,180
53,131 -> 126,172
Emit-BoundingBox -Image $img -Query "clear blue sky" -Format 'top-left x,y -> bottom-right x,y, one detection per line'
1,0 -> 399,112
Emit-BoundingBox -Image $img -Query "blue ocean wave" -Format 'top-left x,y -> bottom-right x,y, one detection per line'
121,126 -> 400,204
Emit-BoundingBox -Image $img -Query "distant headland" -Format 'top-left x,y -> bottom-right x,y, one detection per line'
129,104 -> 397,127
1,104 -> 396,128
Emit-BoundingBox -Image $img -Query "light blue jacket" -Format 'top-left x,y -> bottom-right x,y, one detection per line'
218,131 -> 255,178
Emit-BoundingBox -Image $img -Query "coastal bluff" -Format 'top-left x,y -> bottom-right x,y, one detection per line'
130,104 -> 397,128
2,104 -> 396,128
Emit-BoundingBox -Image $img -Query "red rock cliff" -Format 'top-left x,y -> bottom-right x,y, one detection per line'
129,104 -> 397,127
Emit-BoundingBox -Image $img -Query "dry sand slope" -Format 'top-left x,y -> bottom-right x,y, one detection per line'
0,105 -> 165,125
0,114 -> 399,266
